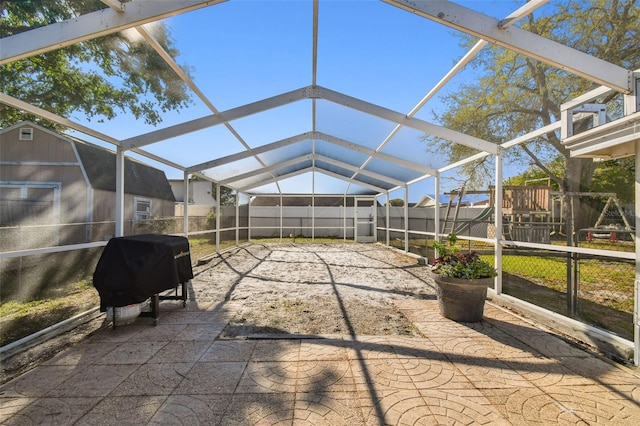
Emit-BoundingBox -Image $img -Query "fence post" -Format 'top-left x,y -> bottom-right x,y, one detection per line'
634,139 -> 640,366
492,150 -> 504,295
215,182 -> 220,253
182,172 -> 189,237
566,211 -> 577,315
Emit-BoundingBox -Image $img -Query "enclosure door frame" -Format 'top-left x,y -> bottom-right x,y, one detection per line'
354,197 -> 376,243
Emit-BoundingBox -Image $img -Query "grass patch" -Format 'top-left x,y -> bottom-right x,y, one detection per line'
0,282 -> 99,347
187,237 -> 217,261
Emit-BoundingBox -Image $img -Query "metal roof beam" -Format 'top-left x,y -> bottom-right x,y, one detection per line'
122,87 -> 309,149
561,86 -> 616,111
136,25 -> 257,154
315,169 -> 386,193
100,0 -> 125,12
129,147 -> 187,172
238,166 -> 385,194
314,154 -> 404,187
312,0 -> 319,87
123,83 -> 495,156
315,86 -> 498,153
386,0 -> 632,93
223,152 -> 401,191
136,25 -> 278,183
438,121 -> 562,173
316,131 -> 436,175
187,132 -> 312,173
0,92 -> 189,172
0,92 -> 121,146
353,0 -> 549,184
0,0 -> 226,65
220,154 -> 313,185
190,130 -> 434,180
237,168 -> 310,192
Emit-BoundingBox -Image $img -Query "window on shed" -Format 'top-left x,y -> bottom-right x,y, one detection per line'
134,197 -> 151,221
19,127 -> 33,140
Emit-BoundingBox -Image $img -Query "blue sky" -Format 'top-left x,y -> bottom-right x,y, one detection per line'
67,0 -> 537,202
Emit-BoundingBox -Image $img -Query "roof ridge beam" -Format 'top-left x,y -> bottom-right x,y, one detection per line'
385,0 -> 632,93
0,0 -> 227,65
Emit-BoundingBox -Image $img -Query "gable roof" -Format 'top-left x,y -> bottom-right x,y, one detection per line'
1,121 -> 175,202
73,141 -> 175,202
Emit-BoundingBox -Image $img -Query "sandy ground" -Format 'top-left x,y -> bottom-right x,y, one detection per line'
2,242 -> 436,383
191,242 -> 437,337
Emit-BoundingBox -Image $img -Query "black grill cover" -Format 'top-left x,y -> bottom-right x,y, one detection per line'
93,234 -> 193,310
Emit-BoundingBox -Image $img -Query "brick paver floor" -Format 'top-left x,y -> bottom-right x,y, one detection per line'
2,299 -> 640,425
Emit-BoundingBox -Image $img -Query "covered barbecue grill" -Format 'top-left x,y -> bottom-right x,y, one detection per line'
93,234 -> 193,326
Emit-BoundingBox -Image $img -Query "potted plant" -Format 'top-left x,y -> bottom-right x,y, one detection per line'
429,234 -> 497,322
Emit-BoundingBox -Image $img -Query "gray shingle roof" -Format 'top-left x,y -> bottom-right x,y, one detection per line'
73,141 -> 175,202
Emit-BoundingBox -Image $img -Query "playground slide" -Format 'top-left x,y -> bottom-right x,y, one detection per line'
452,207 -> 494,235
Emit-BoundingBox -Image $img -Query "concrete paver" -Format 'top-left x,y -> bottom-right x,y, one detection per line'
2,299 -> 640,425
2,244 -> 640,425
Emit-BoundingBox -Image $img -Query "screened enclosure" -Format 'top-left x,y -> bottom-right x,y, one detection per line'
1,0 -> 639,364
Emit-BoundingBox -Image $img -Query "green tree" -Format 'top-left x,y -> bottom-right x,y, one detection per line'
509,156 -> 634,203
0,0 -> 192,129
211,184 -> 237,206
428,0 -> 639,232
388,198 -> 404,207
506,156 -> 563,191
589,158 -> 635,203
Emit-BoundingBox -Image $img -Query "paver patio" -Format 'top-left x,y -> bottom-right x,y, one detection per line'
1,243 -> 639,425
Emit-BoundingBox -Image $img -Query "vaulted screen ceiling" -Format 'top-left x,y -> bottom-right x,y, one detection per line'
1,0 -> 634,196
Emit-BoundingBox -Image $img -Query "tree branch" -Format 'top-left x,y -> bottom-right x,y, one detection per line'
520,143 -> 564,188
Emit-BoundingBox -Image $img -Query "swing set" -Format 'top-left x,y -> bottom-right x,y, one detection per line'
582,193 -> 632,242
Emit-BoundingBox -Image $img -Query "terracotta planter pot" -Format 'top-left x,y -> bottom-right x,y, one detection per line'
428,271 -> 492,322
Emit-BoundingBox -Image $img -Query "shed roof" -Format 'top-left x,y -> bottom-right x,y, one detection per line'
0,121 -> 175,202
0,0 -> 636,199
73,140 -> 175,202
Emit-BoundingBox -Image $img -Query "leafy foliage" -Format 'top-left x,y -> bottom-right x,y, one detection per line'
212,185 -> 238,206
589,158 -> 635,203
0,0 -> 193,129
505,156 -> 564,190
427,0 -> 639,195
432,234 -> 497,279
507,155 -> 635,203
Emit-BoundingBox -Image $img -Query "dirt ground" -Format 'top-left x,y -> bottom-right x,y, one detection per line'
2,242 -> 436,383
191,242 -> 436,338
